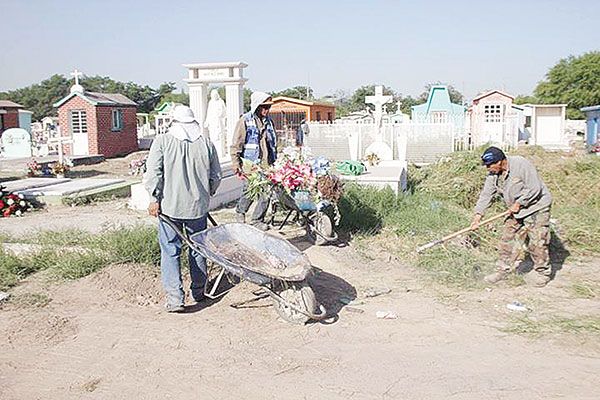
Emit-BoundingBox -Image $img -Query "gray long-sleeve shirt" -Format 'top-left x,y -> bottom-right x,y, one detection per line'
474,156 -> 552,219
144,133 -> 222,219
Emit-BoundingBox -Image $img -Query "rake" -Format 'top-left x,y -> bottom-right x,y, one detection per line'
416,211 -> 510,253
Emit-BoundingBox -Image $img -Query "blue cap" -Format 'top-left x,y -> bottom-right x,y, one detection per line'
481,146 -> 505,165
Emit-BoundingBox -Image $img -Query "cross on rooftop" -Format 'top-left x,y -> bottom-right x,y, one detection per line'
70,69 -> 83,86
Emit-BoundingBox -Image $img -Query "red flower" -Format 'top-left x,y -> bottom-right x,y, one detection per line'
0,200 -> 4,209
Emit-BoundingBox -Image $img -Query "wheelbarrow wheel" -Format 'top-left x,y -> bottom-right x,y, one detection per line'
309,212 -> 333,246
273,283 -> 317,325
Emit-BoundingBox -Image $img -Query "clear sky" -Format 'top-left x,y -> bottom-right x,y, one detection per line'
1,0 -> 598,100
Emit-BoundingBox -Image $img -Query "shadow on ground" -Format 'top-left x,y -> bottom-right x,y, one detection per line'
517,230 -> 570,281
308,266 -> 357,323
68,170 -> 110,178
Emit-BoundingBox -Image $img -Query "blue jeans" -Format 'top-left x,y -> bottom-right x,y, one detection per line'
158,215 -> 207,306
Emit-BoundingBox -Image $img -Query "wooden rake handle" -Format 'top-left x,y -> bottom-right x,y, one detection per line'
416,211 -> 510,253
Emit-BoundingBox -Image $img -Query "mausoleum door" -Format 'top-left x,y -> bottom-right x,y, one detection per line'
72,128 -> 89,155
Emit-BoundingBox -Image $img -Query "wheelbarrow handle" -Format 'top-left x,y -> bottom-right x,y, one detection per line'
416,211 -> 510,253
158,212 -> 216,251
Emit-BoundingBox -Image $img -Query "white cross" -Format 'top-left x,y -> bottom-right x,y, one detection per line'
48,135 -> 74,164
70,69 -> 83,86
365,85 -> 392,130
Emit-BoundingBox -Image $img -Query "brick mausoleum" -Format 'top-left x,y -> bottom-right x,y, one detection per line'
54,82 -> 138,158
0,100 -> 24,138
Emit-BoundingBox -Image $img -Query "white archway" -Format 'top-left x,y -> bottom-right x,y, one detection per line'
182,61 -> 247,160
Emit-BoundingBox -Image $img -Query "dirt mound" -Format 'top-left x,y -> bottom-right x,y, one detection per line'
84,263 -> 163,307
5,311 -> 78,346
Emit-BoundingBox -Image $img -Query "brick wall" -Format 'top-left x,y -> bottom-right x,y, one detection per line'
57,96 -> 97,156
95,106 -> 137,157
310,105 -> 335,122
0,109 -> 20,137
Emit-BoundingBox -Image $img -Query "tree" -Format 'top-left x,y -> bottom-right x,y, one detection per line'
0,75 -> 70,120
323,89 -> 351,117
418,81 -> 464,104
81,76 -> 174,113
214,87 -> 252,112
0,75 -> 179,120
514,94 -> 537,105
534,51 -> 600,119
270,86 -> 313,100
158,91 -> 189,106
397,95 -> 418,115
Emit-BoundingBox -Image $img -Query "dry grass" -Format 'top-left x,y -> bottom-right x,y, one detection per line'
339,146 -> 600,287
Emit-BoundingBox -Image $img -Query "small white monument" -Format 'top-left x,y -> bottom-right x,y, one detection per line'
47,134 -> 74,164
204,89 -> 227,158
1,128 -> 32,158
365,85 -> 394,160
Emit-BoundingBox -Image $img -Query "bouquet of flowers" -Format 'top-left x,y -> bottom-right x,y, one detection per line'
365,152 -> 380,166
241,146 -> 344,208
25,158 -> 41,177
51,161 -> 70,175
0,185 -> 32,217
129,157 -> 147,175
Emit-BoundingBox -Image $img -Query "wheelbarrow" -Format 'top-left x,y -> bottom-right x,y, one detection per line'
269,186 -> 338,246
159,214 -> 327,324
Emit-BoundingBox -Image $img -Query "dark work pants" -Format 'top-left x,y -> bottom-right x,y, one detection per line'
235,180 -> 270,222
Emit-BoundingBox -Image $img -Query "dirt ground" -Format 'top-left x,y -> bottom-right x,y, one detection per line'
1,199 -> 599,399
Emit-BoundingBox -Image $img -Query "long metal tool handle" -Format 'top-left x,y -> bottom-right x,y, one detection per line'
416,211 -> 510,253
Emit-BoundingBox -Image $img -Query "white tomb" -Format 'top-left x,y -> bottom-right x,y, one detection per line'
364,86 -> 394,161
1,128 -> 32,158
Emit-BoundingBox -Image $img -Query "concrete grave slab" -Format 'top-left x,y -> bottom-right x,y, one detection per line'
339,160 -> 407,194
18,178 -> 125,196
2,177 -> 70,193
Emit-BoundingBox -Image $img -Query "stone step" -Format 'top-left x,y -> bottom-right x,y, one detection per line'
42,180 -> 137,205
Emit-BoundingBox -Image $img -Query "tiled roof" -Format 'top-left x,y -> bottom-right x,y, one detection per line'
0,100 -> 24,108
54,91 -> 137,108
85,92 -> 137,106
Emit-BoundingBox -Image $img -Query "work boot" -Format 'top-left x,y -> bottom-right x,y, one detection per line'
191,288 -> 206,303
525,273 -> 551,288
165,303 -> 185,313
484,271 -> 508,284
